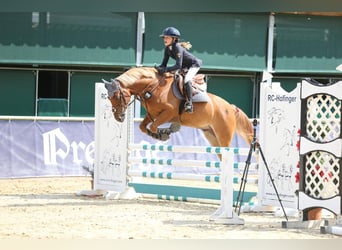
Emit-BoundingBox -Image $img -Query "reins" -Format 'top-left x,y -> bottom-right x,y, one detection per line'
138,80 -> 160,102
113,79 -> 136,108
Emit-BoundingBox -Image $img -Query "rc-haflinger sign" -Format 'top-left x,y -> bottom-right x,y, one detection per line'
94,82 -> 131,192
258,82 -> 300,209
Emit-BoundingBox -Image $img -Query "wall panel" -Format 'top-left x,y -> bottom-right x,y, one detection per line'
0,70 -> 36,115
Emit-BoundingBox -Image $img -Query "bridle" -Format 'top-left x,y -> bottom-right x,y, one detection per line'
104,76 -> 158,121
114,81 -> 132,107
104,79 -> 134,118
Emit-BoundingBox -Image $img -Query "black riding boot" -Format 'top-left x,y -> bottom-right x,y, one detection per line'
184,81 -> 193,113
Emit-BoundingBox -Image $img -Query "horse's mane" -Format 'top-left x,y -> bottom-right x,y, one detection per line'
117,67 -> 157,87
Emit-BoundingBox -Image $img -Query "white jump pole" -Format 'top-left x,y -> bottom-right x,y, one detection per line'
209,149 -> 244,225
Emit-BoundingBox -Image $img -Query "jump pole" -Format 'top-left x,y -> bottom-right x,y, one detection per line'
127,143 -> 251,224
209,148 -> 245,224
128,144 -> 244,225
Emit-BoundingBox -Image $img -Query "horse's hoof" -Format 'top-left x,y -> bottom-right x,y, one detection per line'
159,133 -> 170,141
157,128 -> 171,135
147,129 -> 158,138
170,123 -> 181,132
147,129 -> 170,141
151,133 -> 160,140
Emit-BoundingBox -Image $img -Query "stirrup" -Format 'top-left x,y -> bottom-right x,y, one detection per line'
184,102 -> 193,113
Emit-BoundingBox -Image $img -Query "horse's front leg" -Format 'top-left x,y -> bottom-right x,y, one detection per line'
139,115 -> 152,134
138,114 -> 165,140
140,116 -> 163,140
149,110 -> 172,134
141,110 -> 178,141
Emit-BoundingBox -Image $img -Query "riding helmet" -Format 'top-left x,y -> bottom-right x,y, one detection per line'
159,27 -> 181,38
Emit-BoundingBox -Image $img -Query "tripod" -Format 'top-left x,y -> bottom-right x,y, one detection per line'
234,119 -> 288,221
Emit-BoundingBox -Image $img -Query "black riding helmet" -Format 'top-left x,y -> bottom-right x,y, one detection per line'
159,27 -> 181,38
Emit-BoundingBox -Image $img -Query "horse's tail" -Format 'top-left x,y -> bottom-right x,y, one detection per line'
233,105 -> 254,146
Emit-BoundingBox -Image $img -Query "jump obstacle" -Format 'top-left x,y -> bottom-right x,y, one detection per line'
129,143 -> 254,224
282,79 -> 342,234
91,82 -> 259,225
128,144 -> 257,201
91,79 -> 342,233
127,143 -> 259,222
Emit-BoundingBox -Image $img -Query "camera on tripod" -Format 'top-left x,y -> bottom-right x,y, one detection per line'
235,118 -> 288,221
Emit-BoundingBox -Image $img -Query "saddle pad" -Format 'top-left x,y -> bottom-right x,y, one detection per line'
172,82 -> 210,103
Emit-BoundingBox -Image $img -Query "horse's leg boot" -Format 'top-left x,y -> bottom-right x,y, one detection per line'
170,123 -> 181,132
147,129 -> 160,140
157,127 -> 171,135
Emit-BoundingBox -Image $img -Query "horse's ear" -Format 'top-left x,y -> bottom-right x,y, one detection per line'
111,79 -> 120,88
102,79 -> 119,98
102,79 -> 111,84
104,82 -> 115,98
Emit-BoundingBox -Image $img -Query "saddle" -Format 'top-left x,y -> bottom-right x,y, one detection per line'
166,71 -> 210,103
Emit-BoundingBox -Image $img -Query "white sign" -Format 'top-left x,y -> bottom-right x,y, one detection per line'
94,83 -> 129,192
258,82 -> 300,209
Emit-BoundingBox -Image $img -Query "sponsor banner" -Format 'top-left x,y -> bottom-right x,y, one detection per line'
0,120 -> 94,178
0,114 -> 248,180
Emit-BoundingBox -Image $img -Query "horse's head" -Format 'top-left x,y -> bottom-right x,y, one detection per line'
103,79 -> 131,123
103,67 -> 159,122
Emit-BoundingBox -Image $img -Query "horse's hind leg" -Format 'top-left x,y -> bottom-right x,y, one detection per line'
201,124 -> 235,148
202,126 -> 235,161
201,127 -> 220,147
201,127 -> 225,160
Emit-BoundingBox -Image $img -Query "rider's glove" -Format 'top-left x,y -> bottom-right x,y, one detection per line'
154,65 -> 166,75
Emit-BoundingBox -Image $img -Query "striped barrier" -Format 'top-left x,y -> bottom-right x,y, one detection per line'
128,143 -> 258,185
128,170 -> 258,184
127,143 -> 259,224
129,157 -> 255,170
129,143 -> 250,154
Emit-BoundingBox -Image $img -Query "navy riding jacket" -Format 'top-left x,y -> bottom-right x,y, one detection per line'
159,42 -> 202,72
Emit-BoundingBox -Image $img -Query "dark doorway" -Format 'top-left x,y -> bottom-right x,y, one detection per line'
37,70 -> 69,116
38,71 -> 68,98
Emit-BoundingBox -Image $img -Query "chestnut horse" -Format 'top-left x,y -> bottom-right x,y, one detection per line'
103,67 -> 253,148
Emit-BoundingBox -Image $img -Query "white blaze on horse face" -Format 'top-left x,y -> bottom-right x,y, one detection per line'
116,110 -> 126,122
109,96 -> 126,122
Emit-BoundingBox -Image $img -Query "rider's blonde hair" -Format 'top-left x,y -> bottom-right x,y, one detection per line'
179,41 -> 192,50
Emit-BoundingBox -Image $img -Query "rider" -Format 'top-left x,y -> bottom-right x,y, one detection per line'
155,27 -> 202,113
